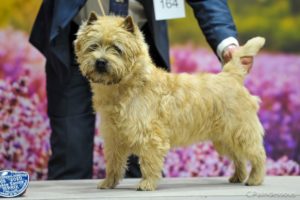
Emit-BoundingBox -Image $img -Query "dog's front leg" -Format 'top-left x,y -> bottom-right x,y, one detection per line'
97,141 -> 129,189
137,142 -> 168,191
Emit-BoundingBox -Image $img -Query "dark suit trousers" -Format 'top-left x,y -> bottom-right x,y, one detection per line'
46,22 -> 167,180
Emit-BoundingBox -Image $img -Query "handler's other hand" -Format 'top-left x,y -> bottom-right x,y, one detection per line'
222,44 -> 254,73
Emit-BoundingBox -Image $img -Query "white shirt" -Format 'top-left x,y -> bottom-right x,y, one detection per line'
74,0 -> 147,28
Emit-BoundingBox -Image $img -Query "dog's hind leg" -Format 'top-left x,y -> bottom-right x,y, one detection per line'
245,145 -> 266,186
228,117 -> 265,186
214,141 -> 247,183
228,154 -> 247,183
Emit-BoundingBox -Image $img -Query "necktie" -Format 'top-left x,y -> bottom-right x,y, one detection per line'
109,0 -> 129,16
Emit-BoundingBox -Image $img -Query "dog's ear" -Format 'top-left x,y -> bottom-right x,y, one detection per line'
121,16 -> 135,33
87,11 -> 98,25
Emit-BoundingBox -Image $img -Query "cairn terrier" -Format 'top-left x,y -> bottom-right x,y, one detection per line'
74,12 -> 266,191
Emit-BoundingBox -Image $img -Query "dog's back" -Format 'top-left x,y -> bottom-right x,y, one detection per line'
160,37 -> 265,145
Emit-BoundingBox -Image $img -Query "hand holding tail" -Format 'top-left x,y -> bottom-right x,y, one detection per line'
223,37 -> 265,82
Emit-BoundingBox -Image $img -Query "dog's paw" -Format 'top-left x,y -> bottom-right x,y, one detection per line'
97,179 -> 118,189
136,180 -> 157,191
229,175 -> 244,183
245,177 -> 263,186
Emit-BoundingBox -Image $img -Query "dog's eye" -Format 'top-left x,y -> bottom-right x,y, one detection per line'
87,44 -> 98,52
112,45 -> 122,55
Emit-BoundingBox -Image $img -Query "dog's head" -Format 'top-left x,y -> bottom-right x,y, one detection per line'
74,12 -> 148,85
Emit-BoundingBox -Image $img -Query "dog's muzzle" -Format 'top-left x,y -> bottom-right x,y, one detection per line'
95,59 -> 108,73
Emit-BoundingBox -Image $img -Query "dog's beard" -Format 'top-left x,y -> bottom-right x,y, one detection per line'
85,71 -> 121,85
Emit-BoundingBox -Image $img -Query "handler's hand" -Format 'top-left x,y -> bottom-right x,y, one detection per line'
222,45 -> 254,73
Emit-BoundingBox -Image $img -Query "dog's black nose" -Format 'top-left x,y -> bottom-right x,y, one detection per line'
95,59 -> 107,73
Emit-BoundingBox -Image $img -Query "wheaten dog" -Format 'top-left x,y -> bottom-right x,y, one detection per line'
74,12 -> 266,191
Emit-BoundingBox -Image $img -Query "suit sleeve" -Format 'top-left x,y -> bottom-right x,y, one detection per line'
29,0 -> 52,56
186,0 -> 238,55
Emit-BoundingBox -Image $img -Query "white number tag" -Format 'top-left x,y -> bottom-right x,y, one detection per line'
153,0 -> 185,20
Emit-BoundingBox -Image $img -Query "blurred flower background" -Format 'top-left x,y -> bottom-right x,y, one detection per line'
1,0 -> 300,179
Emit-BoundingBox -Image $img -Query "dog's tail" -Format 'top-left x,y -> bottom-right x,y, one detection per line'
222,37 -> 265,83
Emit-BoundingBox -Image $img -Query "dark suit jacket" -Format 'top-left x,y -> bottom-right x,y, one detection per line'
30,0 -> 237,83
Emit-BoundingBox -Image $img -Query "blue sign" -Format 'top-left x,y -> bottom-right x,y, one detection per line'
0,170 -> 29,198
